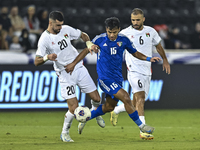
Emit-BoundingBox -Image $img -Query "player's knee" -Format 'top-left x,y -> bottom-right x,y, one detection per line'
134,92 -> 145,102
135,96 -> 145,105
68,103 -> 78,114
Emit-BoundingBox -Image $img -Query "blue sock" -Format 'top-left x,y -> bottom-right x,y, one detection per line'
90,104 -> 105,120
129,110 -> 143,126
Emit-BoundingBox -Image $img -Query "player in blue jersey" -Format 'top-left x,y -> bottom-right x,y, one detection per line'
65,17 -> 161,136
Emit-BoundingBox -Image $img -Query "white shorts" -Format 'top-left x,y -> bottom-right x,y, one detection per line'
57,66 -> 97,100
127,71 -> 151,99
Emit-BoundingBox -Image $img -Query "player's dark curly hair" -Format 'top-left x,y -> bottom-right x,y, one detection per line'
105,17 -> 120,29
49,11 -> 64,21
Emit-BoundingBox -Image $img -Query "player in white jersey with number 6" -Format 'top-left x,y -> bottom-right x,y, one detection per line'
110,8 -> 171,140
34,11 -> 105,142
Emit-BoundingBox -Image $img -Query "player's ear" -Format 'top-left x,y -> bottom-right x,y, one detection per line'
143,17 -> 145,22
49,19 -> 53,26
105,27 -> 109,32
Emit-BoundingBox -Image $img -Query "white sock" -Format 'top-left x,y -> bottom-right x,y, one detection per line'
114,104 -> 126,114
91,99 -> 101,110
139,116 -> 146,124
139,116 -> 146,133
61,110 -> 74,134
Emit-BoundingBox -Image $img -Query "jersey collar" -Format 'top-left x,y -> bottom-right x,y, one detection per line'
46,30 -> 50,34
131,25 -> 145,31
106,33 -> 119,42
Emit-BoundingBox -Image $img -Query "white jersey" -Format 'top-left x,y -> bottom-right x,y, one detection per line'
36,25 -> 82,72
120,25 -> 161,75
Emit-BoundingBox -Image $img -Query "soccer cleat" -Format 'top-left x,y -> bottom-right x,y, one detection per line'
60,133 -> 74,142
78,122 -> 86,134
140,124 -> 155,134
96,116 -> 105,128
110,111 -> 119,126
140,132 -> 154,140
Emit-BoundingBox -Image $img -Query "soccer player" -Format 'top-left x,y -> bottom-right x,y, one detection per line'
34,11 -> 105,142
110,8 -> 171,140
66,17 -> 161,136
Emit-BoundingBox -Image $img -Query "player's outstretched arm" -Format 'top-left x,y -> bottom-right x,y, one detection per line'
132,51 -> 160,61
65,48 -> 89,74
34,53 -> 57,66
132,51 -> 161,62
156,43 -> 171,74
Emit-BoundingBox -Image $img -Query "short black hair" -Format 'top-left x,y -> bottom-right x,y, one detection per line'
49,11 -> 64,21
131,8 -> 144,17
105,17 -> 120,30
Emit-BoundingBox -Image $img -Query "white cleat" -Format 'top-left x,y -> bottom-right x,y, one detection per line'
140,124 -> 155,134
78,122 -> 86,134
78,116 -> 105,134
96,116 -> 105,128
60,133 -> 74,142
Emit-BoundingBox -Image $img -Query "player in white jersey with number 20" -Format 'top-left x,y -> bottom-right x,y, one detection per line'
34,11 -> 105,142
110,8 -> 171,140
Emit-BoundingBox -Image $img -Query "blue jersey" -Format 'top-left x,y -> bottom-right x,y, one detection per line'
92,33 -> 137,83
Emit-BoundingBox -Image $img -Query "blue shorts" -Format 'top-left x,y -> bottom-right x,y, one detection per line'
98,78 -> 122,102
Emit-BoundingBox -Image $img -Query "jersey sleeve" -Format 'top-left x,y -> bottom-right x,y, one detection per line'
152,28 -> 162,46
66,25 -> 81,40
119,29 -> 125,35
92,34 -> 101,45
124,37 -> 137,54
36,34 -> 49,57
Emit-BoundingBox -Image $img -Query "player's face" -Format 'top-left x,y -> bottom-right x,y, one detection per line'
131,14 -> 145,30
106,27 -> 120,41
51,19 -> 64,34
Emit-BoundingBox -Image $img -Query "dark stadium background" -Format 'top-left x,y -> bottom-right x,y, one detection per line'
0,0 -> 200,110
0,0 -> 199,48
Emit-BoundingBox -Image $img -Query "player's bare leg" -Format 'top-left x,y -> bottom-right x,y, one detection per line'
114,89 -> 136,114
113,89 -> 154,134
78,90 -> 105,134
88,90 -> 105,128
133,91 -> 145,116
79,96 -> 116,135
133,92 -> 154,140
60,98 -> 78,142
102,97 -> 118,113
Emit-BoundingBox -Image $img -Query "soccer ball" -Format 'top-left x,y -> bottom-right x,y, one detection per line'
74,106 -> 91,123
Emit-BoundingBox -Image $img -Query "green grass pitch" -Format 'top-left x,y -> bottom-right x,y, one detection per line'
0,109 -> 200,150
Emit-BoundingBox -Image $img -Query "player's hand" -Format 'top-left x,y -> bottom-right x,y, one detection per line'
163,59 -> 171,74
65,63 -> 75,75
91,44 -> 99,53
48,53 -> 57,61
150,57 -> 161,62
86,41 -> 99,54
